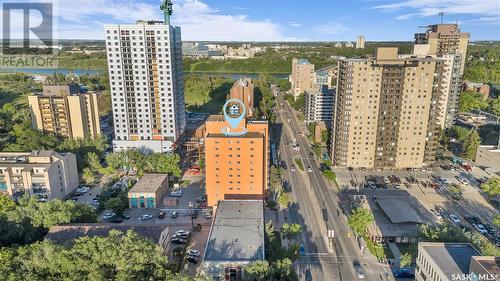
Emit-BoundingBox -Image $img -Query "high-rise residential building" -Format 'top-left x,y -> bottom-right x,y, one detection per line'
290,58 -> 315,98
204,116 -> 268,207
104,18 -> 186,153
0,151 -> 79,201
415,242 -> 481,281
28,85 -> 101,139
304,86 -> 335,124
331,47 -> 450,169
415,24 -> 470,127
356,35 -> 365,49
230,78 -> 254,117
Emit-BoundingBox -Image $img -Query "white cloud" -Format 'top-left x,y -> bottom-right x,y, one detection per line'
374,0 -> 500,21
287,21 -> 302,27
2,0 -> 292,41
313,22 -> 347,35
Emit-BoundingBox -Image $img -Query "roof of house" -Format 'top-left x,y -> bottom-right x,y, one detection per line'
419,242 -> 480,278
377,198 -> 424,223
204,200 -> 265,263
129,174 -> 168,193
45,223 -> 169,244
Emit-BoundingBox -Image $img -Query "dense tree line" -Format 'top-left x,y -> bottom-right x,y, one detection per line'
184,75 -> 233,113
464,44 -> 500,84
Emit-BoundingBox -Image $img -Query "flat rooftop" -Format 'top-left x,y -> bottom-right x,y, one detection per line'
471,256 -> 500,276
204,200 -> 265,262
129,174 -> 168,193
419,242 -> 480,278
206,131 -> 263,139
377,198 -> 424,223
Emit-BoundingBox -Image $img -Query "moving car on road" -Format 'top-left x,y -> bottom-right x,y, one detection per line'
138,214 -> 153,220
353,261 -> 365,279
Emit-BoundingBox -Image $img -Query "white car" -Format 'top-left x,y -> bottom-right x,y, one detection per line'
307,167 -> 312,173
187,249 -> 200,257
367,182 -> 377,189
102,212 -> 116,220
170,190 -> 183,197
138,214 -> 153,220
175,230 -> 190,236
383,177 -> 390,184
473,224 -> 488,234
457,177 -> 469,185
449,214 -> 460,225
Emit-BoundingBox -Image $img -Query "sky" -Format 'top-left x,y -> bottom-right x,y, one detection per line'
3,0 -> 500,41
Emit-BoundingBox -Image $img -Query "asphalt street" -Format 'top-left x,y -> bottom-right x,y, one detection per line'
274,89 -> 393,281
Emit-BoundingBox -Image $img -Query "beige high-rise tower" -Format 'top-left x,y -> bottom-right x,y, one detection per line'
415,24 -> 470,127
331,48 -> 450,169
290,58 -> 315,98
28,85 -> 101,139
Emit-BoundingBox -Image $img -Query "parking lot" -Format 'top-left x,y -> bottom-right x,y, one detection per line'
336,163 -> 499,245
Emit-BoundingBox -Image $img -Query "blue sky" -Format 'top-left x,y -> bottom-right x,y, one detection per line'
5,0 -> 500,41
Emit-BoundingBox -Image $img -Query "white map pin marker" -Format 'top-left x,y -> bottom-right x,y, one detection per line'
223,98 -> 246,129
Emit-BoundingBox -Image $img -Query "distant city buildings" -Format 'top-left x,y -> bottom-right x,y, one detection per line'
204,116 -> 268,207
290,58 -> 315,98
181,42 -> 262,59
104,20 -> 186,153
0,151 -> 79,201
230,78 -> 255,117
356,35 -> 365,49
182,42 -> 224,58
331,47 -> 451,169
28,85 -> 101,139
344,42 -> 354,48
414,24 -> 470,127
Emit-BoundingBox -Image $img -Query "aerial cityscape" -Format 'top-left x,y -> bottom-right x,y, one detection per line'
0,0 -> 499,281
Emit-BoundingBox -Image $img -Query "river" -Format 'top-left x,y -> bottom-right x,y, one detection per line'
0,68 -> 289,80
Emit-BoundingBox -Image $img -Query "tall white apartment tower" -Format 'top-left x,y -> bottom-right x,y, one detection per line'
104,16 -> 186,153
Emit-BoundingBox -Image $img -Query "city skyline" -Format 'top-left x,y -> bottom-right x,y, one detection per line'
4,0 -> 498,41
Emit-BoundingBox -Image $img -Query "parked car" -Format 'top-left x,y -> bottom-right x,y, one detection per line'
367,182 -> 376,189
205,211 -> 212,219
186,255 -> 199,263
170,190 -> 183,197
449,214 -> 461,225
176,230 -> 190,236
473,224 -> 488,235
121,213 -> 130,219
291,165 -> 296,172
187,249 -> 200,257
158,210 -> 166,219
138,214 -> 153,220
171,238 -> 188,244
171,211 -> 179,218
102,212 -> 116,220
393,269 -> 415,278
307,166 -> 312,173
431,209 -> 442,218
383,177 -> 390,184
111,217 -> 123,223
457,176 -> 469,185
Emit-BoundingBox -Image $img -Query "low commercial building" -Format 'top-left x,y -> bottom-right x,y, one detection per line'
469,256 -> 500,281
475,145 -> 500,176
462,81 -> 491,99
415,242 -> 480,281
0,151 -> 79,201
46,224 -> 170,253
28,85 -> 101,139
128,174 -> 169,209
304,86 -> 334,124
202,200 -> 265,280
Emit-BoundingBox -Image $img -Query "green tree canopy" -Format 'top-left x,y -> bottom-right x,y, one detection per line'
480,177 -> 500,198
462,130 -> 481,160
459,91 -> 488,112
348,207 -> 374,235
281,223 -> 302,241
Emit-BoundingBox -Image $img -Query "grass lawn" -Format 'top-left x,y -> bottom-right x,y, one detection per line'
294,158 -> 304,171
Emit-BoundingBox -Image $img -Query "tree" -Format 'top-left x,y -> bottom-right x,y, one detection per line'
85,152 -> 103,172
494,214 -> 500,227
459,91 -> 488,112
277,192 -> 290,208
348,207 -> 374,235
281,223 -> 301,241
103,192 -> 128,215
489,97 -> 500,116
447,126 -> 470,143
480,177 -> 500,198
0,194 -> 16,214
269,166 -> 283,199
244,261 -> 270,281
462,130 -> 480,160
149,153 -> 182,177
400,252 -> 412,268
321,129 -> 328,144
82,167 -> 96,184
1,230 -> 185,280
322,169 -> 336,183
270,258 -> 297,281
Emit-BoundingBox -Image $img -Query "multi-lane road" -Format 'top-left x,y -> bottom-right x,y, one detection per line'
273,87 -> 393,281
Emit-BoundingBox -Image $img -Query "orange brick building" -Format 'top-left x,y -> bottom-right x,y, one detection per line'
204,115 -> 268,207
229,78 -> 254,117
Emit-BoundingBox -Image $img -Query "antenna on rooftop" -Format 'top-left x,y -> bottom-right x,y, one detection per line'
438,12 -> 444,24
160,0 -> 173,25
